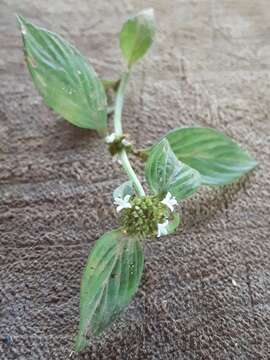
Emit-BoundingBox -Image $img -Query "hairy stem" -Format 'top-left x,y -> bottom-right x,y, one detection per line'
114,71 -> 129,135
113,72 -> 145,196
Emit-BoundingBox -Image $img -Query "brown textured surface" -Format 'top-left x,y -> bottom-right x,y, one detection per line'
0,1 -> 269,359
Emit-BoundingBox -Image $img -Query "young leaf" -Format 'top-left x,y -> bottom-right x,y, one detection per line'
75,229 -> 144,352
17,16 -> 107,131
145,139 -> 201,200
113,180 -> 135,200
119,8 -> 155,68
161,127 -> 257,186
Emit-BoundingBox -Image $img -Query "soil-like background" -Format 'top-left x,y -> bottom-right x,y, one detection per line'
0,1 -> 269,359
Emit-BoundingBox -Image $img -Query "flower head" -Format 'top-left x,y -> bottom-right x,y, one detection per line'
161,192 -> 177,212
120,195 -> 167,236
114,195 -> 132,213
157,220 -> 169,237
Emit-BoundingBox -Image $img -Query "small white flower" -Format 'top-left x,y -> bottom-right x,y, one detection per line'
121,138 -> 130,147
114,195 -> 132,213
157,220 -> 169,237
105,132 -> 117,144
161,192 -> 177,212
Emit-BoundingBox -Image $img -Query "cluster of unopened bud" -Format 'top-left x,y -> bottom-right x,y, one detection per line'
120,195 -> 167,236
106,133 -> 132,156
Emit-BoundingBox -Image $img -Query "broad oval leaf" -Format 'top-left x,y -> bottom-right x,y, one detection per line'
75,229 -> 144,352
119,8 -> 155,68
163,127 -> 257,185
113,180 -> 135,200
145,139 -> 201,200
17,16 -> 107,130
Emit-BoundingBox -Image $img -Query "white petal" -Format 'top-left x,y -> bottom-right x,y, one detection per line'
116,205 -> 123,213
105,133 -> 117,144
123,195 -> 131,202
157,220 -> 169,237
161,192 -> 177,212
114,195 -> 132,213
121,139 -> 130,146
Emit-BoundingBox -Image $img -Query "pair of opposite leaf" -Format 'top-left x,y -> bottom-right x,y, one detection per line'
17,9 -> 257,353
17,8 -> 155,132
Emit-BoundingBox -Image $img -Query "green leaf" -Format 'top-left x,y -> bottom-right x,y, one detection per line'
166,213 -> 181,235
161,127 -> 257,185
17,16 -> 107,130
145,139 -> 201,200
113,181 -> 134,200
75,229 -> 144,352
119,8 -> 155,68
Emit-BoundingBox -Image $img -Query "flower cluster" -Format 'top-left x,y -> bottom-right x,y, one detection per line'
114,192 -> 177,237
105,132 -> 132,156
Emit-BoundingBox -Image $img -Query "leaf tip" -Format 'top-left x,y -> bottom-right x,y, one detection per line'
16,14 -> 25,25
16,14 -> 28,35
15,13 -> 23,23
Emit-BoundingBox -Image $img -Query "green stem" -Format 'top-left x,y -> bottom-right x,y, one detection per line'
113,72 -> 145,197
114,72 -> 129,135
118,150 -> 145,196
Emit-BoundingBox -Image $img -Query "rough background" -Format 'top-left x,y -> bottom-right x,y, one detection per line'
0,0 -> 269,359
